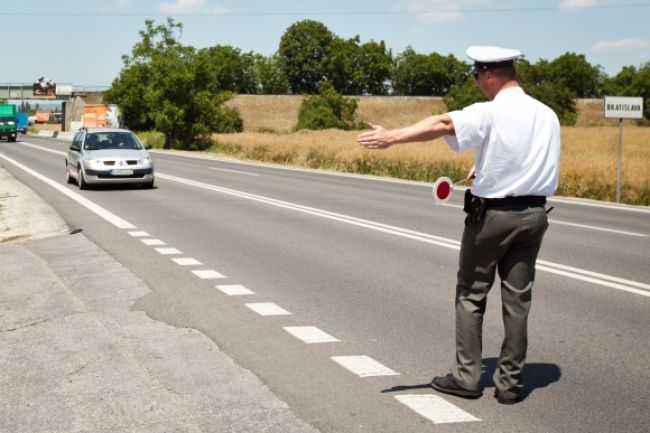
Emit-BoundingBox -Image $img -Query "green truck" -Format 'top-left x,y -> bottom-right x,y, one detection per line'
0,104 -> 17,142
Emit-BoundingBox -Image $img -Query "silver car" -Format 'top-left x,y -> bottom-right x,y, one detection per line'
66,128 -> 154,189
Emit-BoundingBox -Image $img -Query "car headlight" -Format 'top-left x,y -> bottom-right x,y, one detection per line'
139,157 -> 152,165
84,159 -> 101,167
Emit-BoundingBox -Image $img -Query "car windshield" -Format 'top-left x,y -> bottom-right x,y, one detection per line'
84,132 -> 142,150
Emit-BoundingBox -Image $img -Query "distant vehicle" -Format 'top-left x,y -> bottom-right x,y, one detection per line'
0,104 -> 17,142
65,128 -> 155,189
16,112 -> 28,134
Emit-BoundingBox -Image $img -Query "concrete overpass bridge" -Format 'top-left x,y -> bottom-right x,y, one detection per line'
0,83 -> 109,100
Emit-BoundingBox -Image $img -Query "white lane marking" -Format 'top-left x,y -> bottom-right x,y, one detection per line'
128,231 -> 151,237
284,326 -> 340,344
550,219 -> 647,237
141,238 -> 166,246
209,167 -> 260,176
331,356 -> 399,377
395,395 -> 481,424
155,247 -> 183,255
245,302 -> 292,316
0,152 -> 135,229
172,257 -> 202,266
217,284 -> 255,296
157,172 -> 650,297
537,262 -> 650,297
191,269 -> 225,279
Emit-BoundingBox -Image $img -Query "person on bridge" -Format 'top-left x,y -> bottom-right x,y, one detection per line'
357,46 -> 561,404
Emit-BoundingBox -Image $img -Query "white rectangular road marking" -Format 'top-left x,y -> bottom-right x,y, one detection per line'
128,231 -> 151,237
395,395 -> 481,424
284,326 -> 340,344
331,356 -> 399,377
141,238 -> 166,246
192,270 -> 225,279
172,257 -> 202,266
155,247 -> 182,255
245,303 -> 292,316
217,285 -> 255,296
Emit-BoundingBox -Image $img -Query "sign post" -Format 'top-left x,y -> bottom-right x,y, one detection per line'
604,96 -> 643,203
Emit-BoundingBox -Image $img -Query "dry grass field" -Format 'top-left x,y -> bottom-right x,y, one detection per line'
212,95 -> 650,205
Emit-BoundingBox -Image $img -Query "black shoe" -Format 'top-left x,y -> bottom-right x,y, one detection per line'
431,374 -> 482,399
494,390 -> 521,405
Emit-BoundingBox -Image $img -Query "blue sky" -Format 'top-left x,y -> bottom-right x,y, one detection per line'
4,0 -> 649,87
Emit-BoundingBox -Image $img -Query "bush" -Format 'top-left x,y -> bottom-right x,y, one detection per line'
295,83 -> 359,130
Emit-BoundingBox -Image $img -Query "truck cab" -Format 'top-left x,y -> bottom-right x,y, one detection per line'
0,104 -> 18,142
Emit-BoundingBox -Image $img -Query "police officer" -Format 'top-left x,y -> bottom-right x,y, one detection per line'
357,46 -> 560,404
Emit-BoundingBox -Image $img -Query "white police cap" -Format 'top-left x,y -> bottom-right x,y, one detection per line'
466,46 -> 522,64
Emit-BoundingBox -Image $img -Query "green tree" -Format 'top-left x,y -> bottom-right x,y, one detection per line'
518,59 -> 577,125
358,40 -> 393,95
327,36 -> 364,95
253,53 -> 290,94
105,18 -> 242,150
295,83 -> 358,130
194,45 -> 258,94
548,52 -> 604,98
443,79 -> 485,111
278,20 -> 335,94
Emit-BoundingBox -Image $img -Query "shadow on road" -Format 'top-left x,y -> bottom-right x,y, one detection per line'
381,358 -> 561,402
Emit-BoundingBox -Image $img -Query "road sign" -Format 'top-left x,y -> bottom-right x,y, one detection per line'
604,96 -> 643,119
603,95 -> 644,203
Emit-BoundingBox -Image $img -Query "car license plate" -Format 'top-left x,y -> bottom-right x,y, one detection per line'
111,169 -> 133,175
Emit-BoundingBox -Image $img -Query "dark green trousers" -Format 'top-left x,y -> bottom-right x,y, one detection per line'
451,206 -> 548,399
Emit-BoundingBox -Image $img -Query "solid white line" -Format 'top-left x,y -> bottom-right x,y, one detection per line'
331,356 -> 399,377
549,219 -> 647,237
141,238 -> 166,246
191,269 -> 225,279
0,152 -> 135,229
209,167 -> 260,176
216,284 -> 255,296
157,172 -> 649,297
537,264 -> 650,297
155,247 -> 182,255
395,395 -> 481,424
172,257 -> 202,266
537,260 -> 650,291
128,231 -> 151,237
245,302 -> 292,316
283,326 -> 340,344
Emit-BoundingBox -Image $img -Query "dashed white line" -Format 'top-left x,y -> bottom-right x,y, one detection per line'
217,284 -> 255,296
192,269 -> 225,279
395,395 -> 481,424
141,238 -> 166,246
245,302 -> 292,316
172,257 -> 202,266
331,356 -> 399,377
284,326 -> 340,344
155,247 -> 183,255
128,231 -> 151,237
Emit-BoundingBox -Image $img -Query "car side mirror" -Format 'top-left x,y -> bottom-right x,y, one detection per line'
145,144 -> 152,150
69,144 -> 80,151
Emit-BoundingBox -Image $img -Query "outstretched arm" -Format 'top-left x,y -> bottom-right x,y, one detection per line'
356,114 -> 455,149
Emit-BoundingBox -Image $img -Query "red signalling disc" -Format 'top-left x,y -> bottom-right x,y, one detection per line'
432,177 -> 453,202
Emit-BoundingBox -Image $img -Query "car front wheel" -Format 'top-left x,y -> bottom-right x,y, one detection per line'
65,162 -> 73,184
77,167 -> 87,190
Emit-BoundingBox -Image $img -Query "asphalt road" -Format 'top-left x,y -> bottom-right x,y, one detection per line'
2,136 -> 649,433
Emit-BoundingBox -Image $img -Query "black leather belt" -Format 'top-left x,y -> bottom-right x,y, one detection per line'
485,195 -> 546,208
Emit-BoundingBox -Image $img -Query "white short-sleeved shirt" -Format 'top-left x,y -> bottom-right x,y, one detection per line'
444,86 -> 560,198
